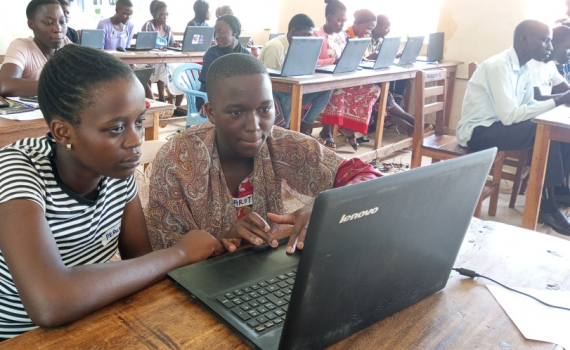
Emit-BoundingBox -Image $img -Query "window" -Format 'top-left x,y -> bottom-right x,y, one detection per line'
526,0 -> 566,25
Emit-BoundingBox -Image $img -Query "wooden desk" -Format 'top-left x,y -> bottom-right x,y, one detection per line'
2,219 -> 566,349
522,104 -> 570,230
108,50 -> 205,65
0,99 -> 174,148
270,61 -> 462,162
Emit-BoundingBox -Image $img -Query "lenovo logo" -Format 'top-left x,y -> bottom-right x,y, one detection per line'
339,207 -> 379,224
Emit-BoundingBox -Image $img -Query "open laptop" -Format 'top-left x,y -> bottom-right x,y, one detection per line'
239,36 -> 252,47
316,37 -> 370,74
394,36 -> 424,66
417,32 -> 445,62
80,29 -> 104,49
268,33 -> 284,41
132,67 -> 154,87
168,148 -> 496,350
265,37 -> 323,77
126,31 -> 158,51
167,26 -> 214,52
360,37 -> 401,69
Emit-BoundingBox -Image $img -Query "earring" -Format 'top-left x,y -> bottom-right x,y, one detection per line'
67,143 -> 72,151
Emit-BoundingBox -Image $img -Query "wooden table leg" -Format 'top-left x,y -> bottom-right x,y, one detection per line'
445,70 -> 457,128
522,124 -> 552,230
373,82 -> 390,150
290,84 -> 303,132
144,111 -> 161,141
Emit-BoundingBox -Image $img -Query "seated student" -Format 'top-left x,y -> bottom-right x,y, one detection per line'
97,0 -> 135,50
0,44 -> 221,340
142,0 -> 184,106
57,0 -> 78,44
258,14 -> 332,134
147,54 -> 381,254
187,0 -> 210,27
457,20 -> 570,236
0,0 -> 71,97
215,5 -> 232,18
195,15 -> 250,112
366,14 -> 390,60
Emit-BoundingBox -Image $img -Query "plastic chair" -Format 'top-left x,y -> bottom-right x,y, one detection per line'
173,63 -> 209,128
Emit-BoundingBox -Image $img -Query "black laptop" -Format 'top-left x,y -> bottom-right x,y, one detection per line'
265,37 -> 323,77
168,149 -> 496,350
132,67 -> 154,87
394,36 -> 424,66
360,37 -> 401,69
417,32 -> 445,62
167,26 -> 214,52
126,31 -> 158,51
315,37 -> 370,74
80,29 -> 104,49
239,36 -> 252,47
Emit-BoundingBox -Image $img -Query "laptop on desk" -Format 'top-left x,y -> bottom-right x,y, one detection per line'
126,31 -> 158,51
132,67 -> 154,87
265,37 -> 323,77
80,29 -> 104,49
239,36 -> 252,47
268,33 -> 284,41
316,37 -> 370,74
417,32 -> 444,62
168,148 -> 497,350
394,36 -> 424,66
360,37 -> 401,69
167,26 -> 214,52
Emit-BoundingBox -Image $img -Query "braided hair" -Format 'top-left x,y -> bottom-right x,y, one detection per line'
324,0 -> 346,18
26,0 -> 61,20
38,45 -> 135,126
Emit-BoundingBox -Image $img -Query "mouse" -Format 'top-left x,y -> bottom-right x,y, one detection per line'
116,46 -> 126,52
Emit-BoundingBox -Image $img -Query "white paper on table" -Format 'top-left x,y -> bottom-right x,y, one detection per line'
487,284 -> 570,349
0,108 -> 44,121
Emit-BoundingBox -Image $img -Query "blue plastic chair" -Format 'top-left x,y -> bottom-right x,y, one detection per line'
173,63 -> 209,128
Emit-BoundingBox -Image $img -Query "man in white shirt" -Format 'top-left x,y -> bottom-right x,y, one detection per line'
258,14 -> 332,135
457,20 -> 570,235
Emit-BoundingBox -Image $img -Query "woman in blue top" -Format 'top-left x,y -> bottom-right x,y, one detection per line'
141,0 -> 183,106
195,15 -> 250,112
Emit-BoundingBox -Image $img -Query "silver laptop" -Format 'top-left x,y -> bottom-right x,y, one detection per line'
417,32 -> 445,62
265,37 -> 323,77
80,29 -> 104,49
395,36 -> 424,66
360,37 -> 401,69
168,26 -> 214,52
269,33 -> 284,41
168,148 -> 496,350
239,36 -> 251,47
316,37 -> 370,74
126,31 -> 158,51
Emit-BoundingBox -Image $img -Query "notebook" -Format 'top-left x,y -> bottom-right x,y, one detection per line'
239,36 -> 252,47
268,33 -> 284,41
132,67 -> 154,87
80,29 -> 105,49
126,31 -> 158,51
360,37 -> 401,69
167,26 -> 214,52
168,148 -> 496,350
265,37 -> 323,77
417,32 -> 445,62
395,36 -> 424,66
315,37 -> 370,74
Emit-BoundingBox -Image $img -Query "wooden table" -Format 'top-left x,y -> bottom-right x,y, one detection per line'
108,50 -> 205,65
0,99 -> 175,148
2,219 -> 567,349
522,104 -> 570,230
270,61 -> 462,162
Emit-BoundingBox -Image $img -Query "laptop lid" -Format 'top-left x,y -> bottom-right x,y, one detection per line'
372,37 -> 401,69
135,31 -> 158,50
132,67 -> 154,87
397,36 -> 424,65
268,37 -> 323,77
238,36 -> 251,47
180,26 -> 215,52
269,33 -> 284,41
168,148 -> 496,350
426,32 -> 444,61
330,37 -> 370,73
80,29 -> 104,49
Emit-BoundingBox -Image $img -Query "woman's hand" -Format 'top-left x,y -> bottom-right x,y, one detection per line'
221,213 -> 279,252
174,230 -> 222,264
267,200 -> 314,254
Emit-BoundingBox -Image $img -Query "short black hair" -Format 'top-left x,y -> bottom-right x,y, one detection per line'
26,0 -> 61,20
193,0 -> 209,21
553,25 -> 570,44
56,0 -> 69,6
324,0 -> 346,18
513,19 -> 549,44
149,0 -> 166,16
288,14 -> 314,33
117,0 -> 133,8
206,53 -> 267,104
38,45 -> 135,126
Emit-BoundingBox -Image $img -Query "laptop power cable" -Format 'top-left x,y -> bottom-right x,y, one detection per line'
452,267 -> 570,311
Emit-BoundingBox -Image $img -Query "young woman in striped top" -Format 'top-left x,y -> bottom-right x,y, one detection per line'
0,44 -> 221,340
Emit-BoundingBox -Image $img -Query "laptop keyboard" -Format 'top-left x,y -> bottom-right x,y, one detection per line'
215,269 -> 297,334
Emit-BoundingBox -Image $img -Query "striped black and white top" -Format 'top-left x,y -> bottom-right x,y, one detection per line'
0,135 -> 137,340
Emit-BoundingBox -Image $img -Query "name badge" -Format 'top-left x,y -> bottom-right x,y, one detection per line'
101,227 -> 121,247
233,194 -> 253,208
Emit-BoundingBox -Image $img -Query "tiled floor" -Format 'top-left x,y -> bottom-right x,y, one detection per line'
155,121 -> 570,242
